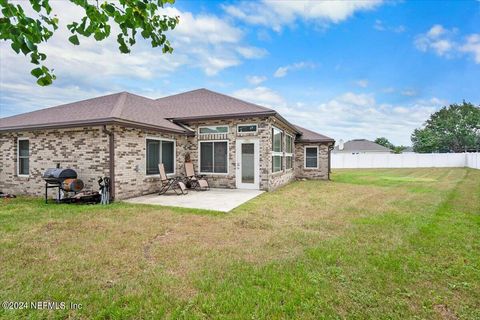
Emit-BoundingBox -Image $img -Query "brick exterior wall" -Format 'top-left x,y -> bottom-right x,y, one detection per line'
0,127 -> 109,198
294,142 -> 331,179
0,119 -> 331,200
112,126 -> 187,200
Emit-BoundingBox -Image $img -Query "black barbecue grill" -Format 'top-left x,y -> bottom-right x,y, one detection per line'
42,165 -> 84,203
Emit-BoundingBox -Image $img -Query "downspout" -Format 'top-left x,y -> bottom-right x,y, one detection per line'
328,143 -> 334,180
102,125 -> 115,201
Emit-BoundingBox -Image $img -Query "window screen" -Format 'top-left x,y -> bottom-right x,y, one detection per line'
305,147 -> 318,168
18,139 -> 29,175
200,141 -> 228,173
146,139 -> 175,175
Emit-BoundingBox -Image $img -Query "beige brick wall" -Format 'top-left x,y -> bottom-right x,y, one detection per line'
0,127 -> 109,198
112,126 -> 187,199
294,142 -> 331,179
0,121 -> 331,200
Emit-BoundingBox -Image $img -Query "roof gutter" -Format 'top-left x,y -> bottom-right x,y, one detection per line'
168,110 -> 276,122
169,111 -> 301,135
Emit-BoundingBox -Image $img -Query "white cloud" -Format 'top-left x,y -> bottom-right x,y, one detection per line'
374,20 -> 405,33
401,89 -> 417,97
460,34 -> 480,63
230,86 -> 446,145
236,46 -> 268,59
415,25 -> 480,64
273,61 -> 316,78
232,87 -> 286,107
246,75 -> 267,85
355,79 -> 369,88
224,0 -> 384,31
414,24 -> 456,57
0,1 -> 269,116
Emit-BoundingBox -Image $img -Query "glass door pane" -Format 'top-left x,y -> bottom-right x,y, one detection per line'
241,143 -> 254,183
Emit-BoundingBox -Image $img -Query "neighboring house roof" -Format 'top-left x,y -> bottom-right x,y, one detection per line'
0,89 -> 333,144
293,124 -> 334,143
333,139 -> 392,152
0,92 -> 187,133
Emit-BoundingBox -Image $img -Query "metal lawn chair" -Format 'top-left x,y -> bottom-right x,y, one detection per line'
184,162 -> 209,191
158,163 -> 187,195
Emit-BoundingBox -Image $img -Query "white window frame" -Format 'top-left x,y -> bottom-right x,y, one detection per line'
272,126 -> 283,173
285,134 -> 294,171
145,136 -> 176,176
17,137 -> 29,177
198,125 -> 229,135
237,123 -> 258,134
198,140 -> 229,175
304,146 -> 319,169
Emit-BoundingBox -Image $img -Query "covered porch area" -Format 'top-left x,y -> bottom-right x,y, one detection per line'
124,188 -> 264,212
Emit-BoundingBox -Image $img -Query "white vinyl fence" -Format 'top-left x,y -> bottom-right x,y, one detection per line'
332,152 -> 480,169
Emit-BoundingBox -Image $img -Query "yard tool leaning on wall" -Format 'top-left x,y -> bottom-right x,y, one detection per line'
98,177 -> 110,205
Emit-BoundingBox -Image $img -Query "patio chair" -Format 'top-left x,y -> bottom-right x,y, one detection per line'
158,163 -> 187,195
184,162 -> 209,191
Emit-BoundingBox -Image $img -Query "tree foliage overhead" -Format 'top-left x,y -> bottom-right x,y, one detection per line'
411,101 -> 480,153
0,0 -> 179,86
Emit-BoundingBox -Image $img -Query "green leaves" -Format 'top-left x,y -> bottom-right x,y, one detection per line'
1,0 -> 179,86
68,34 -> 79,45
411,102 -> 480,152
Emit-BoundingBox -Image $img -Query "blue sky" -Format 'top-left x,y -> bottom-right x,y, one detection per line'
0,0 -> 479,145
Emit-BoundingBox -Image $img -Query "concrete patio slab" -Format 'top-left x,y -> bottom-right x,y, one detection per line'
124,188 -> 264,212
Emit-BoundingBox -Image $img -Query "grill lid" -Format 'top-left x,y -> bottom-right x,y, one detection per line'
42,168 -> 77,182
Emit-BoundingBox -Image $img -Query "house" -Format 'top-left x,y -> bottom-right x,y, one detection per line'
332,139 -> 392,154
0,89 -> 334,200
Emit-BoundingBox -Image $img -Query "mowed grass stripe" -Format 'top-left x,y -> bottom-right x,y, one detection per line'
0,168 -> 478,319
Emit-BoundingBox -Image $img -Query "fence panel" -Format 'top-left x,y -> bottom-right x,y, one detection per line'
331,153 -> 479,169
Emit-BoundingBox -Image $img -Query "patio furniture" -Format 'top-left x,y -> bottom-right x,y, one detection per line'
184,162 -> 210,191
158,163 -> 187,195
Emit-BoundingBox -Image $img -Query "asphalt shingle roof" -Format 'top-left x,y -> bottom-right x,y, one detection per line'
333,139 -> 392,152
0,92 -> 186,132
155,88 -> 275,119
293,124 -> 334,143
0,89 -> 334,144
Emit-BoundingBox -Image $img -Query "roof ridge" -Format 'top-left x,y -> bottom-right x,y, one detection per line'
156,88 -> 205,101
207,89 -> 274,112
110,92 -> 129,118
156,88 -> 274,112
0,91 -> 125,121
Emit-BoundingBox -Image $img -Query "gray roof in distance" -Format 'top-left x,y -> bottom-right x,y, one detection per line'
333,139 -> 392,152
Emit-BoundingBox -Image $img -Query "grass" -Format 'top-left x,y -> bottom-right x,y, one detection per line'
0,168 -> 479,319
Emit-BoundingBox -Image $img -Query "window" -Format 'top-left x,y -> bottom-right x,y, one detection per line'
199,126 -> 228,134
272,127 -> 283,172
146,139 -> 175,175
18,138 -> 29,176
285,134 -> 293,170
200,141 -> 228,173
304,146 -> 318,169
237,124 -> 257,133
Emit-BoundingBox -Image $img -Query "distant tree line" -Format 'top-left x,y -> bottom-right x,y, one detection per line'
411,101 -> 479,153
374,137 -> 407,154
375,101 -> 479,154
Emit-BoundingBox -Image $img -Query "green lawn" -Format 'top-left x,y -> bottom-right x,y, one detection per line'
1,168 -> 479,319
